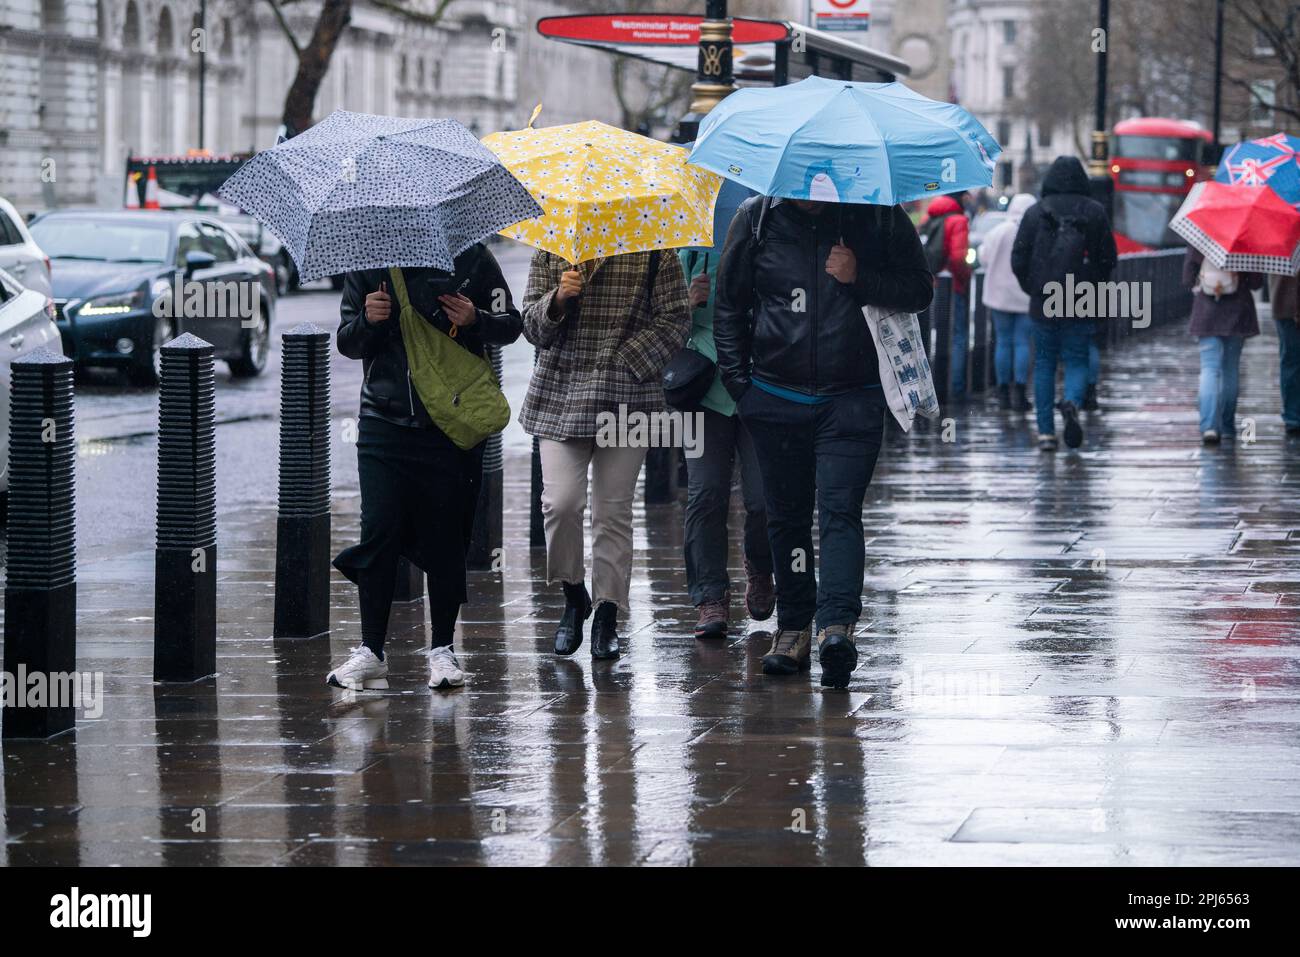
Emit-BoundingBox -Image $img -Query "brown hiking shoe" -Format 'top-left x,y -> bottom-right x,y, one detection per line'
744,559 -> 775,622
762,628 -> 811,675
694,593 -> 729,639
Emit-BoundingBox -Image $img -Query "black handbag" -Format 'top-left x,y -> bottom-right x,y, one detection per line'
662,251 -> 717,411
663,346 -> 716,410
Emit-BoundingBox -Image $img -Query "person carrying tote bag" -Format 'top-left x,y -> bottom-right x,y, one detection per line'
715,195 -> 932,689
327,244 -> 521,694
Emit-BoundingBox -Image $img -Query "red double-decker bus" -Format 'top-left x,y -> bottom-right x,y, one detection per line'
1109,117 -> 1214,253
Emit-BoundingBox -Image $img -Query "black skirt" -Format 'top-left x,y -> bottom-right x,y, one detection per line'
333,415 -> 484,607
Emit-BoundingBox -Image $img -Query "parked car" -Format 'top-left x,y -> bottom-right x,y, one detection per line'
28,210 -> 275,385
216,211 -> 298,296
0,266 -> 64,499
0,195 -> 53,298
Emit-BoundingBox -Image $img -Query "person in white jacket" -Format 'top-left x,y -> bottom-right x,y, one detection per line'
980,193 -> 1037,411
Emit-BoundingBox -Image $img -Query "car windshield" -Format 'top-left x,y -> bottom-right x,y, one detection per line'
30,219 -> 171,264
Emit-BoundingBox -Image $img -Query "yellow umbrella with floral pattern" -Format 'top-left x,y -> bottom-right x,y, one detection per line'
482,105 -> 722,265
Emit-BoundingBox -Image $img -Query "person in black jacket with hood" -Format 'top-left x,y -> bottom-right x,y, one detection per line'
714,196 -> 932,688
327,243 -> 521,693
1011,156 -> 1118,451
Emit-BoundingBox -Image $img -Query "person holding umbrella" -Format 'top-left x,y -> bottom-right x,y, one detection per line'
484,114 -> 705,661
329,250 -> 522,691
1175,138 -> 1300,442
218,111 -> 542,692
693,77 -> 996,688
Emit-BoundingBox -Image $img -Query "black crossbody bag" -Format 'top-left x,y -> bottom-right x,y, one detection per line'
662,250 -> 717,411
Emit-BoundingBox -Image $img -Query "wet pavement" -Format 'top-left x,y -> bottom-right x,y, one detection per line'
2,245 -> 1300,865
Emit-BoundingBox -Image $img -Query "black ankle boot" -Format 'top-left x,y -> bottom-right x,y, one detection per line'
590,601 -> 620,660
1014,383 -> 1031,411
554,582 -> 592,656
996,383 -> 1011,409
1082,383 -> 1100,412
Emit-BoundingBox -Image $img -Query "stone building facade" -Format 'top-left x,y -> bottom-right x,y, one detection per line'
0,0 -> 652,213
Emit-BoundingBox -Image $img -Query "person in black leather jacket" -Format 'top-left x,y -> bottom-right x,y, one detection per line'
714,196 -> 931,689
328,242 -> 521,694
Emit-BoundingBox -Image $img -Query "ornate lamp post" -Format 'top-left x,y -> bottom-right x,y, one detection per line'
674,0 -> 737,143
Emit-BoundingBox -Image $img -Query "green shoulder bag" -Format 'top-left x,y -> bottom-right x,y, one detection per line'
388,267 -> 510,450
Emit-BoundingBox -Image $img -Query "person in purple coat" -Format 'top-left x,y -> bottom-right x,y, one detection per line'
1182,247 -> 1264,444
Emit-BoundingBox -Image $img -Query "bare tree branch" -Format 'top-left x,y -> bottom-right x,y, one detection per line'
263,0 -> 302,59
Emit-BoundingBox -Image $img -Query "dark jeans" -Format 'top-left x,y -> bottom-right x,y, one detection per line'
1032,319 -> 1094,436
1277,318 -> 1300,429
738,385 -> 886,632
684,407 -> 771,605
334,416 -> 483,654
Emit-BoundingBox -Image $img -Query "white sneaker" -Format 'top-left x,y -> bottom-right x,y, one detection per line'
427,645 -> 465,690
327,646 -> 389,691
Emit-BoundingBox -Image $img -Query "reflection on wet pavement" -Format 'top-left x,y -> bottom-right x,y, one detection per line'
2,301 -> 1300,866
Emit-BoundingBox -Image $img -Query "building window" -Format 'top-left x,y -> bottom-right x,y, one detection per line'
1002,66 -> 1015,100
999,162 -> 1013,188
398,55 -> 407,87
1003,20 -> 1016,44
1038,122 -> 1051,148
1254,29 -> 1275,57
997,119 -> 1012,145
1251,79 -> 1276,126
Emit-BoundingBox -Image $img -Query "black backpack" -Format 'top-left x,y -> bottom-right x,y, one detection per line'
1029,207 -> 1090,291
920,213 -> 953,275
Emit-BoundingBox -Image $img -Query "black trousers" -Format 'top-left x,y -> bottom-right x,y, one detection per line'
333,415 -> 483,652
737,386 -> 886,632
683,407 -> 772,605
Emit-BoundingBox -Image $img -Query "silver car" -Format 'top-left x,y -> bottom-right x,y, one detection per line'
0,196 -> 53,299
0,266 -> 64,497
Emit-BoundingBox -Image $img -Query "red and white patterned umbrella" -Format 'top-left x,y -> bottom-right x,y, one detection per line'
1171,180 -> 1300,276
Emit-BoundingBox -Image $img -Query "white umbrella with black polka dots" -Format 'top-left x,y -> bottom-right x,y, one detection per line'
218,110 -> 543,283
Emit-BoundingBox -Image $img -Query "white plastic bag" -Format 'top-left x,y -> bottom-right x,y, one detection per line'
863,304 -> 940,432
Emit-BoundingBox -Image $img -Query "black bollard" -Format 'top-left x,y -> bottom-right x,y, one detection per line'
2,348 -> 77,739
273,323 -> 331,639
971,271 -> 989,394
529,435 -> 545,548
468,344 -> 503,570
930,274 -> 953,407
153,333 -> 217,682
643,447 -> 675,505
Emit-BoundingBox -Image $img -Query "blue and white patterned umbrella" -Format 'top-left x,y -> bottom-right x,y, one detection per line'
218,110 -> 543,282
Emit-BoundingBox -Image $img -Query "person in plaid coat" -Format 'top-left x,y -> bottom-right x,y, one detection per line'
521,249 -> 690,660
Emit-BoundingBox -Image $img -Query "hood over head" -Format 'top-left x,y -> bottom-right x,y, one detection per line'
1041,156 -> 1091,197
1007,192 -> 1037,220
926,194 -> 965,218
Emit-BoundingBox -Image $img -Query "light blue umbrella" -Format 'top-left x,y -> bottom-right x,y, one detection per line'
677,141 -> 754,252
689,76 -> 1001,206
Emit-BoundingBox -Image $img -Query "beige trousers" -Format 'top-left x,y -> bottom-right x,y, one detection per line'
539,439 -> 647,613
